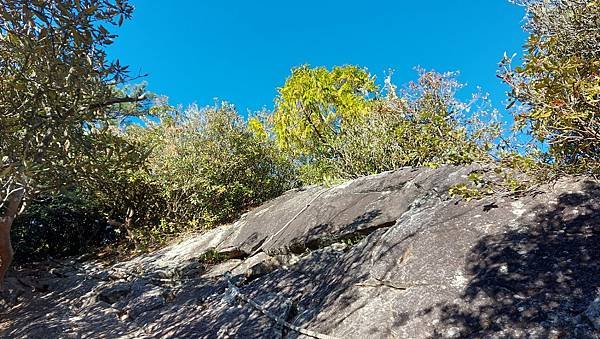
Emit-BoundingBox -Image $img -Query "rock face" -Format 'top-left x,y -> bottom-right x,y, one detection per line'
1,165 -> 598,338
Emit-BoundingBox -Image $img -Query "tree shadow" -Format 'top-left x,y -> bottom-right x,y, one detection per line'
435,180 -> 600,337
1,209 -> 390,338
159,210 -> 390,337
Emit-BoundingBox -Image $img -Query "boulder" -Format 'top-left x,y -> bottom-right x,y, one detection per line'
0,165 -> 598,338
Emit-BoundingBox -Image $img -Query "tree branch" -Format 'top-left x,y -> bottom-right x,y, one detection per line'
88,94 -> 146,111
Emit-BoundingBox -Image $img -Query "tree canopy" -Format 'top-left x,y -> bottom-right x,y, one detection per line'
273,65 -> 378,158
0,0 -> 148,282
500,0 -> 600,174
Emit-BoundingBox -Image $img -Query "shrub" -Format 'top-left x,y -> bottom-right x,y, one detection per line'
11,101 -> 298,257
11,191 -> 114,262
331,70 -> 499,178
124,102 -> 297,239
272,65 -> 499,183
10,126 -> 162,258
499,0 -> 600,175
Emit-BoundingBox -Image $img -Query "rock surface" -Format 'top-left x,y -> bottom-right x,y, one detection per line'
1,165 -> 598,338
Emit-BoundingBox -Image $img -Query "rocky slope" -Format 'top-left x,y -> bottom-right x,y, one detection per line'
1,165 -> 598,338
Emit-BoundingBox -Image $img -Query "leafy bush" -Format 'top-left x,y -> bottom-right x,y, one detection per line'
11,192 -> 115,262
91,162 -> 166,252
273,65 -> 378,182
499,0 -> 600,175
121,102 -> 297,245
11,101 -> 298,257
331,70 -> 499,178
9,125 -> 161,258
272,66 -> 499,183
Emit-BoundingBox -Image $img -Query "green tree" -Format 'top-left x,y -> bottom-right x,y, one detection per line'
271,65 -> 497,183
500,0 -> 600,174
121,103 -> 297,248
274,65 -> 377,156
0,0 -> 147,282
327,70 -> 498,178
273,65 -> 377,181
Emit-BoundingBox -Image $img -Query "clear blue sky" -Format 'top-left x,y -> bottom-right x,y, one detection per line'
109,1 -> 527,116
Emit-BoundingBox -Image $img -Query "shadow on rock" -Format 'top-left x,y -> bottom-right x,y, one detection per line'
436,180 -> 600,338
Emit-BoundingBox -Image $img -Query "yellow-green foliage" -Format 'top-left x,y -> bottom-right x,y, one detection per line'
500,0 -> 600,175
270,66 -> 499,183
449,171 -> 494,201
274,65 -> 377,158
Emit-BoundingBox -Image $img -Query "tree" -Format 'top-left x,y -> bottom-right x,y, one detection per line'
0,0 -> 147,282
334,70 -> 498,178
272,65 -> 497,183
273,65 -> 378,158
499,0 -> 600,174
273,65 -> 377,181
123,103 -> 297,238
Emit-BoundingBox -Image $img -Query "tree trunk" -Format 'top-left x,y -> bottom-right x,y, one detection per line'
0,189 -> 24,285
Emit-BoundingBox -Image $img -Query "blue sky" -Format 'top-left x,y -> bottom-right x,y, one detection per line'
110,1 -> 527,116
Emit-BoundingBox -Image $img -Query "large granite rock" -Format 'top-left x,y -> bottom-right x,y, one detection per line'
1,165 -> 598,338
